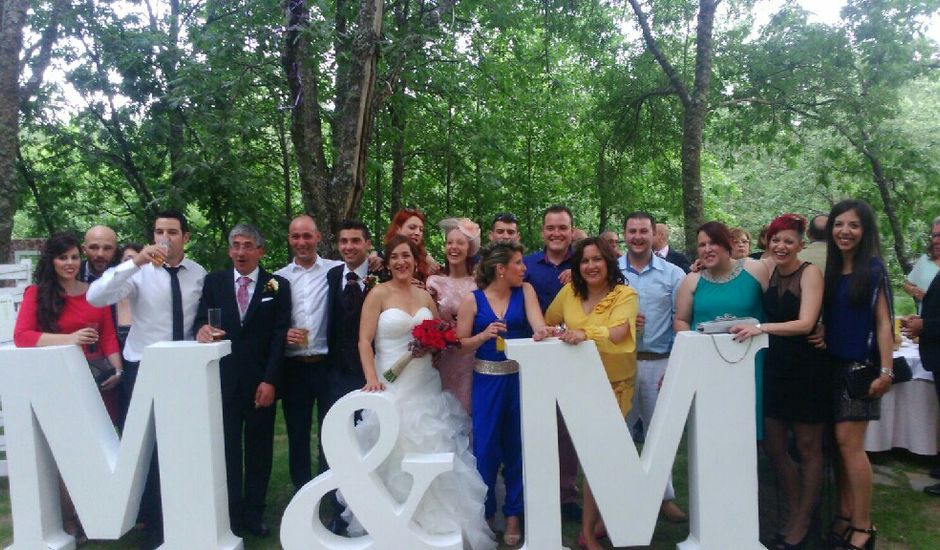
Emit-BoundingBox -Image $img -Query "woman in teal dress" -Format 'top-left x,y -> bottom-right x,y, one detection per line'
675,221 -> 770,437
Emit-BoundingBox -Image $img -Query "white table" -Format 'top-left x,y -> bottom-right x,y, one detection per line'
865,342 -> 940,455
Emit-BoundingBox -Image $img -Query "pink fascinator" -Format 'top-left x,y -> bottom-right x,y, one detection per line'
438,217 -> 482,256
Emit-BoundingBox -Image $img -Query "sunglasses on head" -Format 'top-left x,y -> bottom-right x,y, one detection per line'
493,212 -> 518,224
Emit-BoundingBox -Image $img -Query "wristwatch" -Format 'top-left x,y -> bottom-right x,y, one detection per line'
880,367 -> 894,380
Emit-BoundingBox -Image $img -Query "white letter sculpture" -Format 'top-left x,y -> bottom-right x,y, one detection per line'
280,390 -> 461,550
0,342 -> 240,550
507,332 -> 767,550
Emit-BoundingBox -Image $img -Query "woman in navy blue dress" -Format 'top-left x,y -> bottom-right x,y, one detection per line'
819,200 -> 894,550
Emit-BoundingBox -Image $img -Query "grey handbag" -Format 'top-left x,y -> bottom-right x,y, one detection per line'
696,315 -> 760,334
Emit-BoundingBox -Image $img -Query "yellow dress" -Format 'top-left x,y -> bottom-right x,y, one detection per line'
545,283 -> 638,416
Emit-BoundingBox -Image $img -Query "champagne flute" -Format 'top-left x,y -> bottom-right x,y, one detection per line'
495,315 -> 507,352
85,322 -> 100,355
208,308 -> 223,341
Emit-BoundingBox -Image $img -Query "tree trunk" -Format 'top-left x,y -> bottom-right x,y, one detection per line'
276,112 -> 292,222
628,0 -> 716,255
372,134 -> 383,242
17,147 -> 55,235
444,103 -> 453,213
282,0 -> 331,229
330,0 -> 384,237
596,136 -> 609,233
389,92 -> 406,216
0,0 -> 28,261
867,152 -> 910,272
680,106 -> 706,253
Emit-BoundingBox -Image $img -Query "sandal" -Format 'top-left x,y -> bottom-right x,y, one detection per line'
827,514 -> 851,548
843,525 -> 877,550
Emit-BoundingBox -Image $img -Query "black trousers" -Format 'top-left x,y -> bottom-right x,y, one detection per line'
280,357 -> 332,490
119,360 -> 163,540
221,378 -> 276,528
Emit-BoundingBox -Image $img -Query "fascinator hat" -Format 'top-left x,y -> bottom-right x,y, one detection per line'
438,217 -> 482,257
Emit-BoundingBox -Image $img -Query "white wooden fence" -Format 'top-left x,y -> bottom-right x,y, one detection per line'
0,259 -> 33,476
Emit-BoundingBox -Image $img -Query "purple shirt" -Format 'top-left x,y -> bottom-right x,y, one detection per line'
524,248 -> 572,312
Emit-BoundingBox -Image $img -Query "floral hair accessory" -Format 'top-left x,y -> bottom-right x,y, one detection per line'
439,217 -> 482,256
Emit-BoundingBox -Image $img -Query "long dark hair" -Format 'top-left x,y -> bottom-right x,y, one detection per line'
34,232 -> 81,332
570,236 -> 625,299
824,199 -> 883,307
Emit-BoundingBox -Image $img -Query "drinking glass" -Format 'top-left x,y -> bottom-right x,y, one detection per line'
208,308 -> 223,341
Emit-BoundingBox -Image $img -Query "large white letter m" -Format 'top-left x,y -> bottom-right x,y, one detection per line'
508,332 -> 767,550
0,342 -> 240,550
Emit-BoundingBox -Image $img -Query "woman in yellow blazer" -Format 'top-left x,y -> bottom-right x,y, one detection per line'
545,236 -> 638,550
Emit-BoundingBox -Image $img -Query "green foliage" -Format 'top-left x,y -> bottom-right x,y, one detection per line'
8,0 -> 940,271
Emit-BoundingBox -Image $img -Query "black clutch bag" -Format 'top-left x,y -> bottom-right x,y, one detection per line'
88,356 -> 116,386
842,360 -> 879,400
892,356 -> 913,384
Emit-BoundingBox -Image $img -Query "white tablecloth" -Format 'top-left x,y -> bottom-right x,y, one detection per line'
865,343 -> 940,455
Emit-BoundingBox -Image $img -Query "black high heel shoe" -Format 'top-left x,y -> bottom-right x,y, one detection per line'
827,514 -> 851,548
843,525 -> 877,550
776,529 -> 810,550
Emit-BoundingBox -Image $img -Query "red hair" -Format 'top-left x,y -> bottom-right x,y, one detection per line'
767,213 -> 807,241
384,208 -> 429,279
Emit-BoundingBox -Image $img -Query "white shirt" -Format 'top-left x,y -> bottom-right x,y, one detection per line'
656,245 -> 670,258
233,267 -> 260,321
87,257 -> 207,362
275,256 -> 342,356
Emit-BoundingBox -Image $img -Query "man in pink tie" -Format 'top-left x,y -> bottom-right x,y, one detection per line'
195,223 -> 292,538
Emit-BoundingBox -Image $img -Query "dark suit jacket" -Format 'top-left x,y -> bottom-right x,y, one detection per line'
664,248 -> 691,274
920,271 -> 940,372
195,268 -> 292,390
326,264 -> 370,380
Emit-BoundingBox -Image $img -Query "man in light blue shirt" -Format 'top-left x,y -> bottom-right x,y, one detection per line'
618,211 -> 688,523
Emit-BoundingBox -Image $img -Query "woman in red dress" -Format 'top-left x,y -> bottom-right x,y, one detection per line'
13,232 -> 123,544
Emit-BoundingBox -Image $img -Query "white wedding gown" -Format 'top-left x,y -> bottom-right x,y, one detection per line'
342,307 -> 496,549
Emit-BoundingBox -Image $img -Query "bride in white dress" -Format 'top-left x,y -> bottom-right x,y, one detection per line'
344,235 -> 495,550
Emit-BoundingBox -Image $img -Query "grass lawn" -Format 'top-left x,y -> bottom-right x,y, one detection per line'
2,408 -> 940,549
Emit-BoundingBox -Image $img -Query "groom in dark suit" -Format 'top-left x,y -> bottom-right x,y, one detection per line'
325,219 -> 374,410
321,220 -> 373,532
195,223 -> 291,537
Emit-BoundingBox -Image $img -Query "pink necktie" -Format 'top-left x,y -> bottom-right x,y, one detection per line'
237,276 -> 251,317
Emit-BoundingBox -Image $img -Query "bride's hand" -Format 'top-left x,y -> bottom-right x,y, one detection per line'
363,379 -> 385,392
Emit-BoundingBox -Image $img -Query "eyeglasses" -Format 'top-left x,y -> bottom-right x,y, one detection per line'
493,212 -> 518,224
932,233 -> 940,239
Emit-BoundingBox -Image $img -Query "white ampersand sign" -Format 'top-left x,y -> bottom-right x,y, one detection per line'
280,390 -> 462,550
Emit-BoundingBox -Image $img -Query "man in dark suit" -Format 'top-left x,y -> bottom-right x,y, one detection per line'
903,222 -> 940,494
195,223 -> 291,537
322,219 -> 374,531
654,223 -> 691,273
325,219 -> 374,415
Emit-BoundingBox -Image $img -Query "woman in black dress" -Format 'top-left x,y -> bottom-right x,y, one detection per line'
731,214 -> 827,550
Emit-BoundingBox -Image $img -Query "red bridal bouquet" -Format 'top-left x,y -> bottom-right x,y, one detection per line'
384,320 -> 460,382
